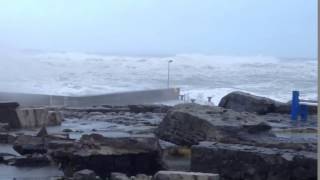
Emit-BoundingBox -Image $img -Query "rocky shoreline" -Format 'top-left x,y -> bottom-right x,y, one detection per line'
0,91 -> 317,180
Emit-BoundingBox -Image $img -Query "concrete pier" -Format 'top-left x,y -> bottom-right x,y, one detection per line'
0,88 -> 180,107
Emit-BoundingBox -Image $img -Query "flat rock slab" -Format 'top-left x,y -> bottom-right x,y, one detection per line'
50,134 -> 164,178
13,134 -> 75,155
157,103 -> 272,146
191,142 -> 316,180
13,135 -> 47,155
153,171 -> 219,180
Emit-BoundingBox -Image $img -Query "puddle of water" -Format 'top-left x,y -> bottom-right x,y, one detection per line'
12,118 -> 157,140
0,144 -> 19,156
0,164 -> 63,180
0,144 -> 63,179
275,131 -> 317,140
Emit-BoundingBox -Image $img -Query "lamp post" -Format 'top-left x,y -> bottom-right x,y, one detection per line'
167,60 -> 173,88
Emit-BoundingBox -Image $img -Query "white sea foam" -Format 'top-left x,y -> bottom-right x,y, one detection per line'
0,51 -> 317,104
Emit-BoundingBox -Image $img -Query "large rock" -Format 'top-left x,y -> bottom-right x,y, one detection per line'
218,91 -> 317,114
156,103 -> 273,146
153,171 -> 219,180
191,142 -> 316,180
0,102 -> 20,128
218,91 -> 286,114
50,134 -> 164,179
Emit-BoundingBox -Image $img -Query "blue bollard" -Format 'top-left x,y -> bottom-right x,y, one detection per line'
291,91 -> 300,121
300,104 -> 308,121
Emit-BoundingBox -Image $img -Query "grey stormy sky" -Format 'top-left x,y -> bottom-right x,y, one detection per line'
0,0 -> 317,57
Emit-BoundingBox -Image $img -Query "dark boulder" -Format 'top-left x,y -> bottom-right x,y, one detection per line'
218,91 -> 285,114
218,91 -> 317,115
156,103 -> 273,146
191,141 -> 317,180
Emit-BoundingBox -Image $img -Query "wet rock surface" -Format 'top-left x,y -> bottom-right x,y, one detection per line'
0,101 -> 317,179
63,104 -> 171,116
191,141 -> 317,180
60,106 -> 165,139
156,103 -> 317,152
157,103 -> 274,146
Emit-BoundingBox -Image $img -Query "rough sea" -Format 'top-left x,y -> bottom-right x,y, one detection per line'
0,51 -> 317,105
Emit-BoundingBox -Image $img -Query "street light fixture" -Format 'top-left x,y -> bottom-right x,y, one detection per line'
167,60 -> 173,88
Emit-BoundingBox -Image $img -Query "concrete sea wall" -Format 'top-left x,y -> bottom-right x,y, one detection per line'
0,88 -> 180,107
